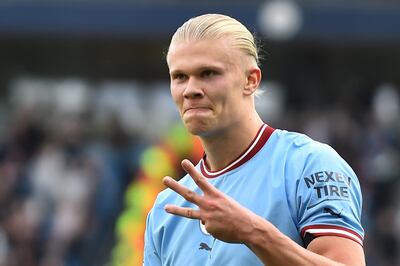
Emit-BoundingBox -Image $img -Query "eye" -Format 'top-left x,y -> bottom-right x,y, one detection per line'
172,73 -> 188,81
201,70 -> 217,78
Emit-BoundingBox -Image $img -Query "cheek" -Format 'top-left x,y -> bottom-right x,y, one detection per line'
170,85 -> 185,115
219,79 -> 245,113
170,85 -> 181,104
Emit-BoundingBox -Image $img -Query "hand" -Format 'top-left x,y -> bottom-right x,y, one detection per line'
163,159 -> 256,243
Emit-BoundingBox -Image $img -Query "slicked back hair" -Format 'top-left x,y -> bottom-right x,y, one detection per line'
168,13 -> 260,66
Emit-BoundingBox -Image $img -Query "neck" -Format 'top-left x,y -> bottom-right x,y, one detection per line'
200,114 -> 264,172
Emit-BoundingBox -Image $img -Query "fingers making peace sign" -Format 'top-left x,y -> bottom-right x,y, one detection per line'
163,159 -> 257,244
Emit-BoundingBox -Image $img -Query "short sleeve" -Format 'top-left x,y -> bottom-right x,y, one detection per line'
295,143 -> 364,246
143,209 -> 162,266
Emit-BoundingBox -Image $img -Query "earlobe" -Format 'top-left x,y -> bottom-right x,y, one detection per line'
244,67 -> 261,96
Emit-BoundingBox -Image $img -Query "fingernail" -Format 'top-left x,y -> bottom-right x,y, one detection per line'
182,159 -> 190,165
163,176 -> 171,184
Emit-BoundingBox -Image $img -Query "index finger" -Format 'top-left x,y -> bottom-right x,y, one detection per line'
163,176 -> 203,205
181,159 -> 217,194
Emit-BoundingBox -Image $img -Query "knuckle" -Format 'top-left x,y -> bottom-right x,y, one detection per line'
184,190 -> 195,201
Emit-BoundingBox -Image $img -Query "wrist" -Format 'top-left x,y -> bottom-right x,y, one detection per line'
245,214 -> 291,252
243,214 -> 273,248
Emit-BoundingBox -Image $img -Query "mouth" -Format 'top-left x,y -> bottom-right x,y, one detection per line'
183,107 -> 211,114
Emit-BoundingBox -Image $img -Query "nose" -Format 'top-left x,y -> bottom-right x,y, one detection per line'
183,77 -> 204,99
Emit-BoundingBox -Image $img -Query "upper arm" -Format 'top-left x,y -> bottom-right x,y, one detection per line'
307,236 -> 365,266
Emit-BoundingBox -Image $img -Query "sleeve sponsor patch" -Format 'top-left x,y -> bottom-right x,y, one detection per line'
303,171 -> 351,208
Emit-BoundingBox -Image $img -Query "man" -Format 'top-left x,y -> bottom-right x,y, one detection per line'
144,13 -> 365,265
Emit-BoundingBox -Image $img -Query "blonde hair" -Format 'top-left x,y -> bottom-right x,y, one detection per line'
168,13 -> 260,66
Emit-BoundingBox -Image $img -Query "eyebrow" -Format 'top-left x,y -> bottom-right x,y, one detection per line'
169,64 -> 225,76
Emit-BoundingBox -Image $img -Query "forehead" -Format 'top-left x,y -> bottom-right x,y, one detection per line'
167,38 -> 243,72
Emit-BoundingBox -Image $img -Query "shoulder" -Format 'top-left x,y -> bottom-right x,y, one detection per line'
271,129 -> 323,152
272,129 -> 343,168
274,129 -> 334,153
270,129 -> 359,193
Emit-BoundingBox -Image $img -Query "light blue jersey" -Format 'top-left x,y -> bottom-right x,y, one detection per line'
144,124 -> 364,265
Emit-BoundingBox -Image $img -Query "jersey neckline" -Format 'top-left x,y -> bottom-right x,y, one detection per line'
200,124 -> 275,178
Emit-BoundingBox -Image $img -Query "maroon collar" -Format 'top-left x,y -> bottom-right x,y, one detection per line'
200,124 -> 275,178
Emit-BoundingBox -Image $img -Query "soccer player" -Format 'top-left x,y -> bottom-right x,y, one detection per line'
144,13 -> 365,265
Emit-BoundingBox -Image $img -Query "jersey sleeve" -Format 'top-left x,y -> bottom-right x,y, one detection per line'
143,208 -> 162,266
295,143 -> 364,246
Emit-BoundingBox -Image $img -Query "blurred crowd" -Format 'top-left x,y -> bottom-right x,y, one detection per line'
0,77 -> 399,265
0,78 -> 176,266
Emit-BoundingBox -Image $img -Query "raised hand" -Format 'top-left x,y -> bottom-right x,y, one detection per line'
163,159 -> 256,243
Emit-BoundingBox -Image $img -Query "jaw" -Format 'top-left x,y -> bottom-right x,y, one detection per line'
182,115 -> 219,137
183,119 -> 212,136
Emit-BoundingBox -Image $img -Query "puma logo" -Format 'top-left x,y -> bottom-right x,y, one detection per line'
199,242 -> 212,251
324,207 -> 342,218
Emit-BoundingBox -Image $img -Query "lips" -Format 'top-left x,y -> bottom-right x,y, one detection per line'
183,106 -> 212,114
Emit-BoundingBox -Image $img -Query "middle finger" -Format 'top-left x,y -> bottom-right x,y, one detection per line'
163,176 -> 203,205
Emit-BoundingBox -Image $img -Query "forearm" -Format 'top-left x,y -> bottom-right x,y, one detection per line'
244,215 -> 345,266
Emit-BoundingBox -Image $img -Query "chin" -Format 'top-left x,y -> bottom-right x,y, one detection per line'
186,126 -> 207,136
185,123 -> 221,138
184,121 -> 212,136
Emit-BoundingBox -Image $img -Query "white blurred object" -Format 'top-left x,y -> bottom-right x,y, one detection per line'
258,0 -> 303,41
303,112 -> 331,143
370,148 -> 400,182
94,81 -> 147,135
9,77 -> 90,115
255,81 -> 285,123
31,146 -> 65,205
9,77 -> 54,109
373,83 -> 400,127
53,79 -> 90,114
52,202 -> 86,243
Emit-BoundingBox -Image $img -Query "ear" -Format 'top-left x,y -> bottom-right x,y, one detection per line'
243,67 -> 261,96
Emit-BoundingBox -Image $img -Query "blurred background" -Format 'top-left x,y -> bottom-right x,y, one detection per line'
0,0 -> 399,265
